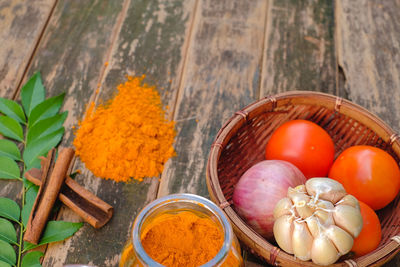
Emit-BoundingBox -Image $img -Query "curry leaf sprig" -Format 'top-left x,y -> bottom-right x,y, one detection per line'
0,72 -> 83,267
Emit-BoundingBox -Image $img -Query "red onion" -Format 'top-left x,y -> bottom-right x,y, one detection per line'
233,160 -> 306,240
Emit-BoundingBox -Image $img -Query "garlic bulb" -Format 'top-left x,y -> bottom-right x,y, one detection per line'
273,178 -> 363,266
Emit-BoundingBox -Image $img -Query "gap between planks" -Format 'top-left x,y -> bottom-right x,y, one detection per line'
156,0 -> 200,198
50,0 -> 132,212
47,0 -> 131,189
168,0 -> 200,122
8,0 -> 59,262
12,0 -> 59,101
91,0 -> 132,106
334,0 -> 343,97
258,0 -> 271,100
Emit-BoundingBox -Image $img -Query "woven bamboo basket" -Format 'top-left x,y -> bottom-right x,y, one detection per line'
206,91 -> 400,267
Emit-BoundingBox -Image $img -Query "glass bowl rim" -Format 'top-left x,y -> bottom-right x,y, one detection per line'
132,193 -> 233,267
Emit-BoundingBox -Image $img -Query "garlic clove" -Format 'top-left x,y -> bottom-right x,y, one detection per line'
336,194 -> 360,210
273,197 -> 293,219
306,178 -> 347,203
316,199 -> 335,210
311,235 -> 340,266
305,216 -> 322,238
273,215 -> 294,254
273,178 -> 364,265
315,200 -> 334,226
315,209 -> 334,227
324,225 -> 354,255
292,220 -> 313,261
333,204 -> 363,238
288,189 -> 313,219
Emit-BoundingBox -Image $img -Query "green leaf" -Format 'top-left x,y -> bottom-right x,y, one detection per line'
0,98 -> 26,123
22,186 -> 38,227
25,184 -> 39,204
0,198 -> 20,222
24,221 -> 83,251
27,112 -> 67,145
0,218 -> 17,245
0,260 -> 11,267
0,239 -> 16,266
28,93 -> 65,128
0,116 -> 23,142
21,251 -> 43,267
0,139 -> 21,161
21,72 -> 45,117
23,128 -> 64,169
0,156 -> 20,180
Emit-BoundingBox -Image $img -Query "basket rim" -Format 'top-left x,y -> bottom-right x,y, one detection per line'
206,90 -> 400,267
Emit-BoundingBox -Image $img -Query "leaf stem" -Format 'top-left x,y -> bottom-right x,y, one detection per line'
17,184 -> 25,267
17,129 -> 29,267
11,240 -> 20,247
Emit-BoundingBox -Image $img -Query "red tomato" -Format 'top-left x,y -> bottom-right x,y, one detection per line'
352,201 -> 381,256
265,120 -> 334,179
329,145 -> 400,210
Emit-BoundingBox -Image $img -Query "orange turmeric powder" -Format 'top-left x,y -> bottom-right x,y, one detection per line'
73,76 -> 176,182
140,211 -> 223,266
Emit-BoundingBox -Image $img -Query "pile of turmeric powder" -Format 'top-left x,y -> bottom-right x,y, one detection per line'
73,76 -> 176,182
141,211 -> 224,266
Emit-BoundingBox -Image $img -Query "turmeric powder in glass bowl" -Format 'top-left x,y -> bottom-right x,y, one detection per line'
119,193 -> 243,267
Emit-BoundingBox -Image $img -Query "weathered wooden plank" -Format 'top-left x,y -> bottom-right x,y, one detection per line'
155,2 -> 269,265
260,0 -> 336,96
336,0 -> 400,266
26,0 -> 125,146
253,1 -> 337,265
336,0 -> 400,132
157,0 -> 268,198
0,0 -> 55,202
157,0 -> 336,265
0,0 -> 55,98
35,0 -> 196,266
14,0 -> 125,266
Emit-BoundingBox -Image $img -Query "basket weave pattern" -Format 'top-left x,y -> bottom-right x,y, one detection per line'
206,91 -> 400,267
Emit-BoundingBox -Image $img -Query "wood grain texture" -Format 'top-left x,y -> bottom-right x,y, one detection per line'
157,0 -> 268,198
260,0 -> 336,96
336,0 -> 400,266
0,0 -> 55,98
38,0 -> 196,266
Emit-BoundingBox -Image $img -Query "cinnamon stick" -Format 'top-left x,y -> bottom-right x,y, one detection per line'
61,178 -> 113,228
25,170 -> 113,228
24,148 -> 75,244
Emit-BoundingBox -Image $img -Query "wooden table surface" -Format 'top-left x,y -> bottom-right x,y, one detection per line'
1,0 -> 400,266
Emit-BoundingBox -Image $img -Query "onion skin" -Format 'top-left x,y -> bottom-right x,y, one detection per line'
233,160 -> 306,240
